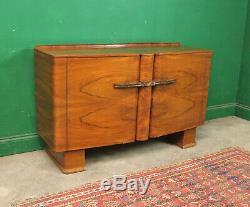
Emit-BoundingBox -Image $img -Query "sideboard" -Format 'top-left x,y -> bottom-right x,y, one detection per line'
35,43 -> 212,173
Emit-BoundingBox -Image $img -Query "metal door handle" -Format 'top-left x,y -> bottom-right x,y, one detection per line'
113,81 -> 145,89
114,79 -> 176,89
151,79 -> 176,86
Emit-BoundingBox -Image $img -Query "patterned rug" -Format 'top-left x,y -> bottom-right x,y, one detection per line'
16,147 -> 250,207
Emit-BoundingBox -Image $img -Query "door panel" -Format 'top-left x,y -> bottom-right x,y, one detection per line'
150,53 -> 211,138
67,56 -> 139,149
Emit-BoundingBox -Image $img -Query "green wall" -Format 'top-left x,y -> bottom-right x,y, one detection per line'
237,1 -> 250,120
0,0 -> 249,156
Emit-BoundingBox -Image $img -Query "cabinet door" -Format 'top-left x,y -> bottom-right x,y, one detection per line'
150,53 -> 211,138
67,56 -> 139,149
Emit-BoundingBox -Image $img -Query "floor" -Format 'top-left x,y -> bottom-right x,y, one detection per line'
0,116 -> 249,206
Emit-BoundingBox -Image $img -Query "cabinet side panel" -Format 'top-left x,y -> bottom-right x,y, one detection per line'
35,52 -> 67,151
35,52 -> 54,148
199,57 -> 212,124
53,58 -> 67,151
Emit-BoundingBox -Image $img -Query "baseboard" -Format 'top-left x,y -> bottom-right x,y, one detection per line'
0,103 -> 243,157
235,103 -> 250,120
0,133 -> 45,157
206,103 -> 236,120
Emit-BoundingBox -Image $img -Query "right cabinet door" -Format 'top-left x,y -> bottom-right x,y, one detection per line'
150,53 -> 211,138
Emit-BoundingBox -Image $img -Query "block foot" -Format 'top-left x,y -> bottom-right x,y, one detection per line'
174,128 -> 196,149
46,149 -> 85,174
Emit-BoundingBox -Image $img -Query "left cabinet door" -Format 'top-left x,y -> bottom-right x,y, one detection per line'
67,56 -> 140,150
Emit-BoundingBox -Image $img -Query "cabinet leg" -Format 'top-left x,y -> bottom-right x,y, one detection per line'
46,149 -> 85,174
174,128 -> 196,149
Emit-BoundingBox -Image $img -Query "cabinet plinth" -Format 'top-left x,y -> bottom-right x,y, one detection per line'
35,43 -> 212,173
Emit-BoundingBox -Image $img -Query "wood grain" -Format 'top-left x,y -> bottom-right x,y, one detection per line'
136,55 -> 154,141
35,51 -> 67,152
67,56 -> 140,150
150,53 -> 212,138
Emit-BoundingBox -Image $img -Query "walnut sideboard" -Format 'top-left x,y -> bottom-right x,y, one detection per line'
35,43 -> 212,173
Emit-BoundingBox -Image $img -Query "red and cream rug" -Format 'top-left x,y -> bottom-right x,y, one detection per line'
16,147 -> 250,207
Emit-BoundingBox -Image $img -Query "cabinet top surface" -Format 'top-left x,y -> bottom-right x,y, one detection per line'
35,43 -> 212,58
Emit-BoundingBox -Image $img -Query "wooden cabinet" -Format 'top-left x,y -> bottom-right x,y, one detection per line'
35,43 -> 212,173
